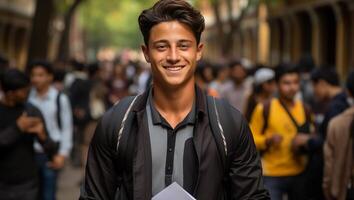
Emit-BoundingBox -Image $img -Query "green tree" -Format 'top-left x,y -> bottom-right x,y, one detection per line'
78,0 -> 155,55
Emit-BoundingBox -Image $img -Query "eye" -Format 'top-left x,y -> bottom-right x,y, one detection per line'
179,43 -> 190,50
156,44 -> 167,51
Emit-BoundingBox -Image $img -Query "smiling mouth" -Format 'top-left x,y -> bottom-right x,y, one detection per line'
163,65 -> 184,72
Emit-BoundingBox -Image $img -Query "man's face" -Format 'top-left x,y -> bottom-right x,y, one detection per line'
230,65 -> 246,85
312,80 -> 327,100
277,73 -> 300,101
263,80 -> 276,95
142,21 -> 203,89
8,87 -> 30,105
30,66 -> 53,91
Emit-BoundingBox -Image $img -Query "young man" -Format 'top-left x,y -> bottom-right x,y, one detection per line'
0,69 -> 56,200
220,60 -> 251,113
250,65 -> 313,200
323,71 -> 354,200
28,61 -> 73,200
304,67 -> 351,200
80,0 -> 269,199
310,67 -> 350,139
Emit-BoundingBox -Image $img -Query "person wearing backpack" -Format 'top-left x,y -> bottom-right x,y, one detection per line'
80,0 -> 269,199
28,61 -> 73,200
250,64 -> 314,200
323,71 -> 354,200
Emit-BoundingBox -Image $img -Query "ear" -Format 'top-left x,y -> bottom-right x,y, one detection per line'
196,43 -> 204,61
141,45 -> 150,63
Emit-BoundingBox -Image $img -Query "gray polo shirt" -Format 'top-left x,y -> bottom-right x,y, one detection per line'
146,91 -> 196,196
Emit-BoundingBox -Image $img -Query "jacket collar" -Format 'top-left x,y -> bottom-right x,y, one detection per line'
132,85 -> 207,117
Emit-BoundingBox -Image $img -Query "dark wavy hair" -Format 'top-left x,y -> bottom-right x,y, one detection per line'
138,0 -> 205,46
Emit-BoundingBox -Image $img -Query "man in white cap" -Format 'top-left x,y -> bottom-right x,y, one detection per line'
244,68 -> 276,121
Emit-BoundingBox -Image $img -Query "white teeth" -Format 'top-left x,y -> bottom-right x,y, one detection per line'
165,66 -> 183,71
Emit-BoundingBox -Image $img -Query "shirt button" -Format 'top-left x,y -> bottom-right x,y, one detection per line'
168,166 -> 171,170
168,148 -> 172,152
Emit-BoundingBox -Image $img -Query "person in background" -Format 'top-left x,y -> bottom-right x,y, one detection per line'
310,67 -> 350,140
296,54 -> 316,105
250,64 -> 314,200
66,60 -> 91,167
108,61 -> 130,105
209,63 -> 229,95
52,68 -> 66,92
297,66 -> 351,200
323,71 -> 354,200
244,68 -> 276,122
0,69 -> 56,200
220,60 -> 251,113
195,60 -> 219,97
28,61 -> 73,200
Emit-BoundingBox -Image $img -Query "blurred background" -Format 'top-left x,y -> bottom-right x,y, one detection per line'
1,0 -> 353,78
1,0 -> 354,199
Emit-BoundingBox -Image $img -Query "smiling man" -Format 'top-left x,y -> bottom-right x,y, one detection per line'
80,0 -> 269,199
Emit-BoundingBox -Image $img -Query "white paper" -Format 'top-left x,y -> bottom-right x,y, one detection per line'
152,182 -> 196,200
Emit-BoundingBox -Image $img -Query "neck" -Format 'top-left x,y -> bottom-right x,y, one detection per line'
328,86 -> 342,99
258,92 -> 272,101
279,95 -> 295,107
36,85 -> 50,97
152,82 -> 195,128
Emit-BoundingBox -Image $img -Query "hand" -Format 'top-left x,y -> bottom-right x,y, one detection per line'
47,154 -> 65,170
27,120 -> 46,140
266,134 -> 283,147
17,113 -> 41,133
292,133 -> 310,151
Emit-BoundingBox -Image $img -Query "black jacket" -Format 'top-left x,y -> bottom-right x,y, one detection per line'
0,102 -> 57,185
80,87 -> 269,200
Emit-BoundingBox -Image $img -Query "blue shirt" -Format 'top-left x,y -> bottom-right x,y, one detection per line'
28,86 -> 73,157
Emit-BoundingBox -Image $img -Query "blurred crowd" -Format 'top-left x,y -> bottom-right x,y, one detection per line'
0,52 -> 353,200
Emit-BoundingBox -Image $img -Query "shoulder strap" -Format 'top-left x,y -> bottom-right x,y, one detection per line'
207,96 -> 237,199
278,99 -> 301,129
114,95 -> 139,178
206,96 -> 232,172
303,103 -> 312,124
261,100 -> 271,135
56,91 -> 62,131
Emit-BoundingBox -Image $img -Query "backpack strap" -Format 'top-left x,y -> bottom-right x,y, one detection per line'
207,96 -> 228,163
56,91 -> 62,131
261,100 -> 271,135
207,96 -> 238,198
206,96 -> 234,177
113,95 -> 139,174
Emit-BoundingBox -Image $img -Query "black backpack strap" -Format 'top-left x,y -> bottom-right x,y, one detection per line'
56,91 -> 62,130
207,96 -> 228,167
261,100 -> 271,135
207,96 -> 238,198
113,96 -> 140,171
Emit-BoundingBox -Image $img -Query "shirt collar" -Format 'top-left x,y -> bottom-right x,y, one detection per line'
147,88 -> 196,128
30,86 -> 56,101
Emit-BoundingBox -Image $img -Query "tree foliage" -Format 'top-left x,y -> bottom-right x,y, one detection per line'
78,0 -> 155,52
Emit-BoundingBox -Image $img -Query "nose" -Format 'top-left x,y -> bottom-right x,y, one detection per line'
166,46 -> 180,64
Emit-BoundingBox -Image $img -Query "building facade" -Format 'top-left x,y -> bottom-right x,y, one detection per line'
202,0 -> 354,80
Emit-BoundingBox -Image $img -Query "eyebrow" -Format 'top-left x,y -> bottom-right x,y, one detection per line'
152,39 -> 193,45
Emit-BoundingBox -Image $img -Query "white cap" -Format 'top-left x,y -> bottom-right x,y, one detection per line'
254,68 -> 275,85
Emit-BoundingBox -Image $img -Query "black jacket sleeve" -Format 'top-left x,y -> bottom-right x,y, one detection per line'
228,109 -> 270,200
80,109 -> 120,200
26,103 -> 58,157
